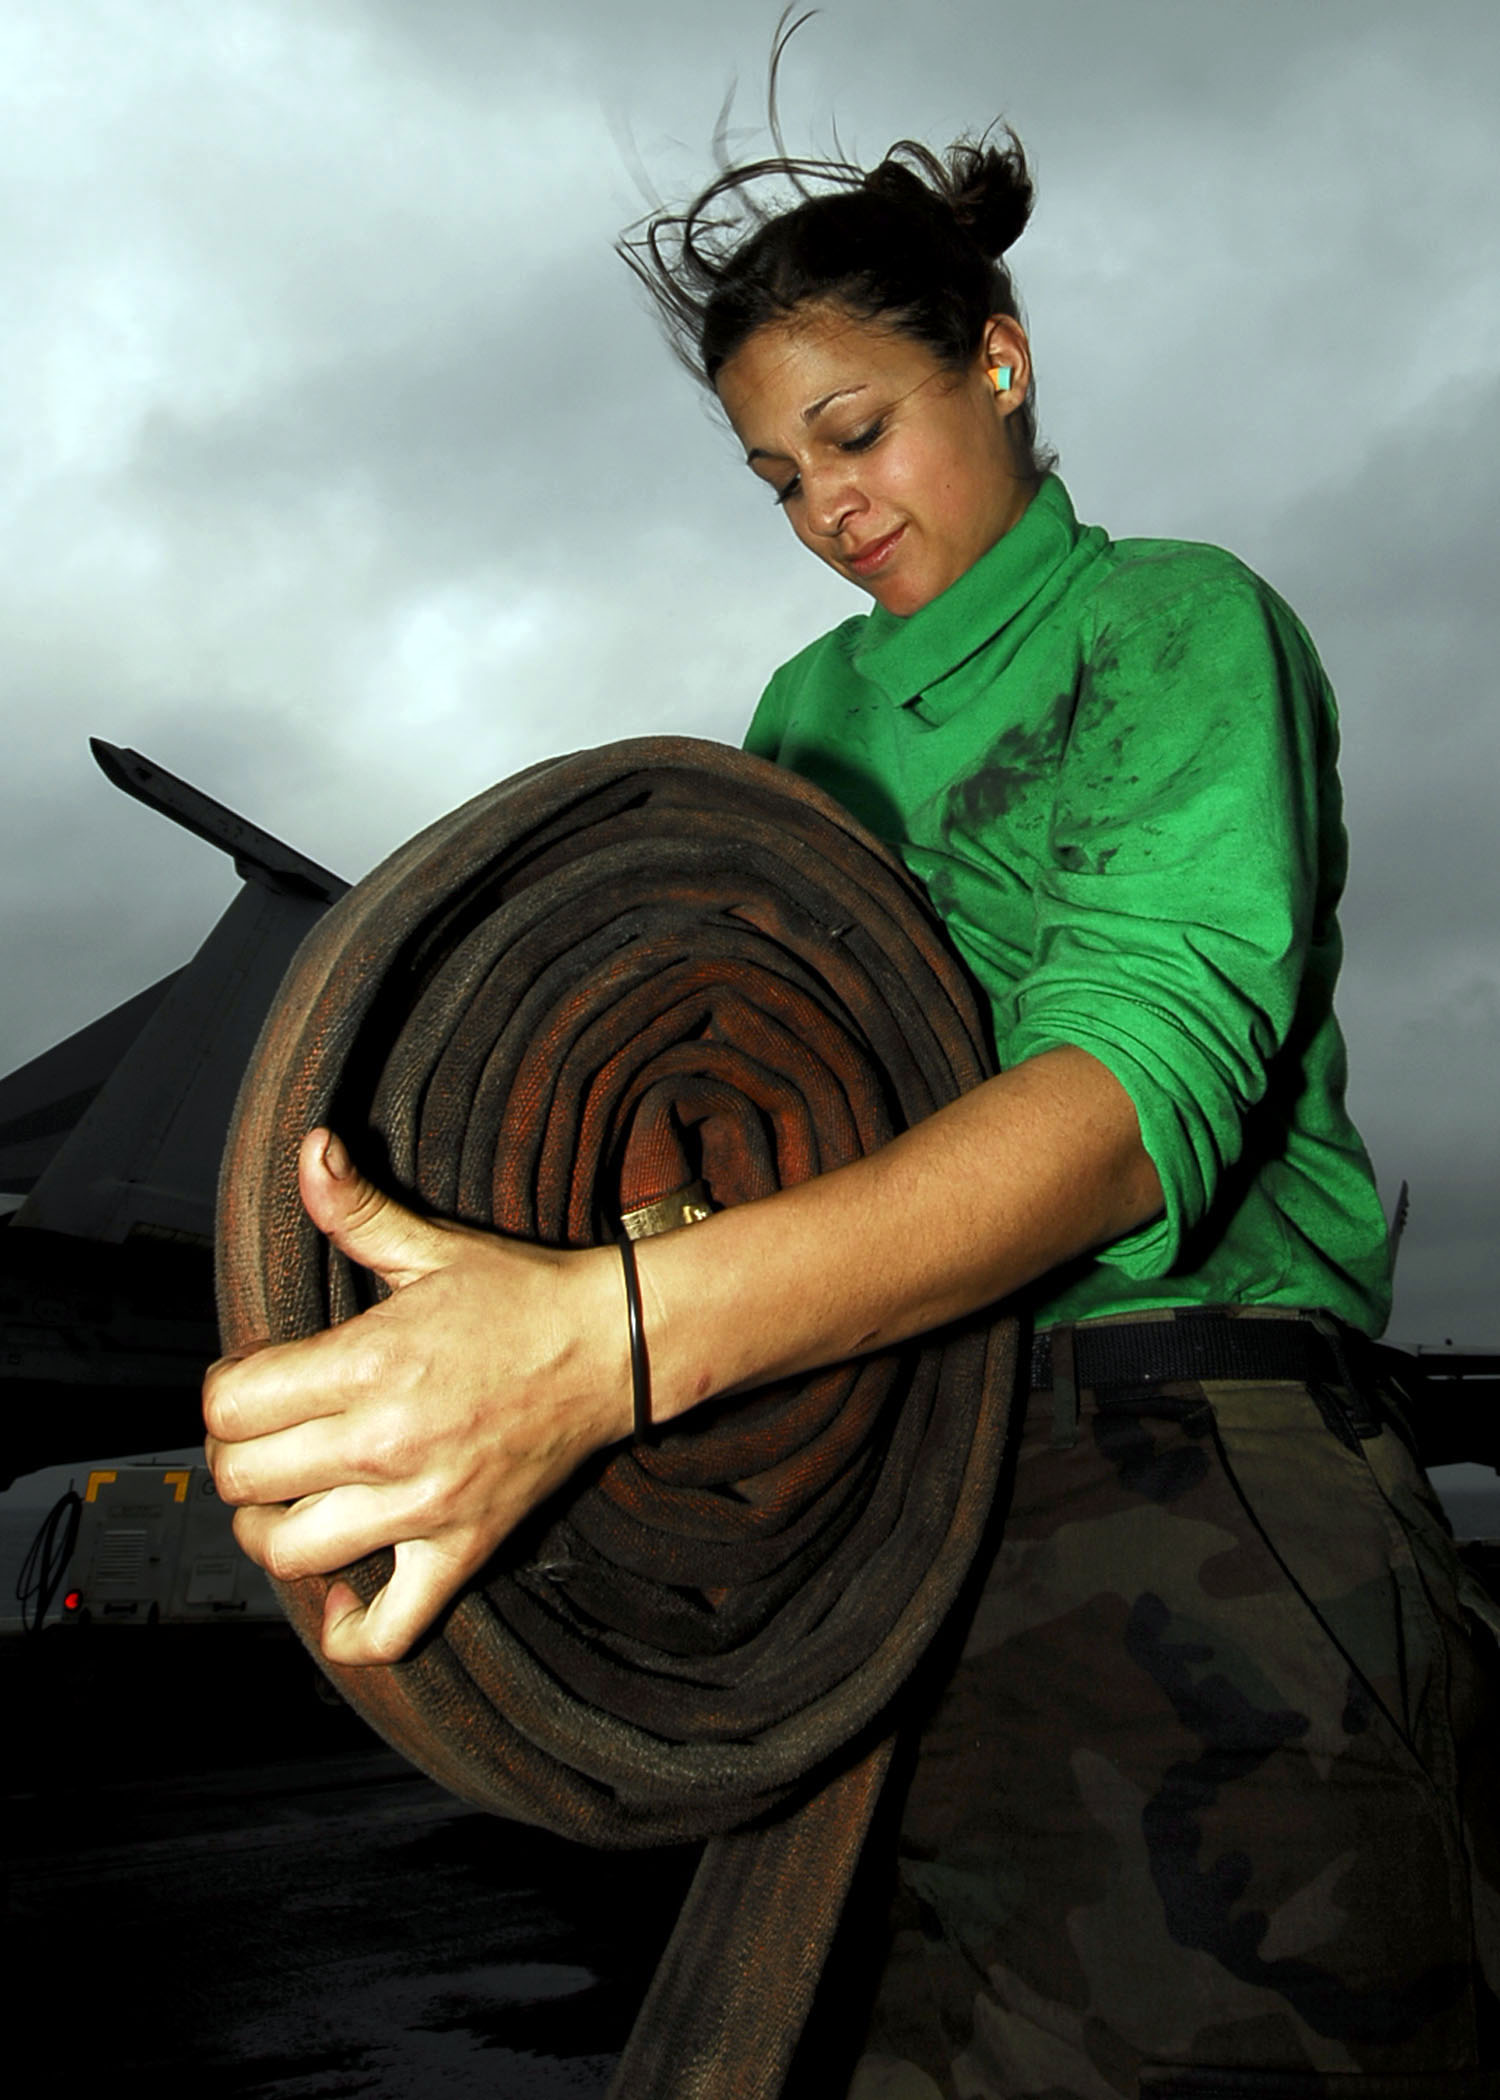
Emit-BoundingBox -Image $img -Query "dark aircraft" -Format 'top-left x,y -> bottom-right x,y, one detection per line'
0,741 -> 345,1488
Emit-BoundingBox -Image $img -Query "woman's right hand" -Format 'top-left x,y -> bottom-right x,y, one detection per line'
203,1129 -> 632,1668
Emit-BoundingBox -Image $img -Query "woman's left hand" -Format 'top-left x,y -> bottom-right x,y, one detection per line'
203,1129 -> 631,1668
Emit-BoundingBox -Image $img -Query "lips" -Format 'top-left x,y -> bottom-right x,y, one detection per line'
844,526 -> 904,576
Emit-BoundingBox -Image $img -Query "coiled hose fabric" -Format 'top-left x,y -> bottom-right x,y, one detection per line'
216,737 -> 1021,2098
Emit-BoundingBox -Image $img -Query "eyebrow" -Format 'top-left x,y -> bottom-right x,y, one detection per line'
744,384 -> 869,466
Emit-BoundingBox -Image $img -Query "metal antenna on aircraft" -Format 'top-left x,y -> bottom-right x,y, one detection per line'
1387,1179 -> 1410,1279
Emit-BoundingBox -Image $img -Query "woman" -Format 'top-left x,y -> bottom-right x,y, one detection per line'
205,126 -> 1499,2093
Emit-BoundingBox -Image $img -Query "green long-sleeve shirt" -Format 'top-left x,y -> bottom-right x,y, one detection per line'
743,475 -> 1392,1335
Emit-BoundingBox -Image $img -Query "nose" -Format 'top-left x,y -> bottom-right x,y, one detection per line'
802,463 -> 865,541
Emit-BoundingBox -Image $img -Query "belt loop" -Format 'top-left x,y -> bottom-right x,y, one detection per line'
1306,1309 -> 1381,1439
1050,1324 -> 1080,1450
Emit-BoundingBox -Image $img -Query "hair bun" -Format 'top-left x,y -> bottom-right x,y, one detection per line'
948,137 -> 1035,258
864,132 -> 1034,261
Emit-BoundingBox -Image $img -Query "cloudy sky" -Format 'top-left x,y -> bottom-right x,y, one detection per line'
2,0 -> 1496,1347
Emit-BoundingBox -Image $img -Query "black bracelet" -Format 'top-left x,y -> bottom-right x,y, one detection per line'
616,1233 -> 652,1441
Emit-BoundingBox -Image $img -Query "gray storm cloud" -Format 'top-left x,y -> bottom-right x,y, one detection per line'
2,0 -> 1496,1345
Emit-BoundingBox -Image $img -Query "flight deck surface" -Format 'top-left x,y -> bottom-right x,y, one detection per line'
5,1628 -> 694,2097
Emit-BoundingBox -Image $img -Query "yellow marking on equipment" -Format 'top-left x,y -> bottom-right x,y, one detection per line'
85,1470 -> 118,1502
163,1470 -> 191,1502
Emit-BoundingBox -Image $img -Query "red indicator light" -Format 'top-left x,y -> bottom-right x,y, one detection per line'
63,1590 -> 82,1613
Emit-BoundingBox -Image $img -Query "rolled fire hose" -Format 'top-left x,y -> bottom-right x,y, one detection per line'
216,737 -> 1020,2099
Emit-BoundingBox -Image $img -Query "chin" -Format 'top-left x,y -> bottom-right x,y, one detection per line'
873,551 -> 966,618
873,577 -> 940,618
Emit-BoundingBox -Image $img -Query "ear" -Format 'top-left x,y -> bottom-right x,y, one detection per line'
980,315 -> 1032,405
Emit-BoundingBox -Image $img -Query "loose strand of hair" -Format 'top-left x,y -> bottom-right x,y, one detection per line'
766,6 -> 821,185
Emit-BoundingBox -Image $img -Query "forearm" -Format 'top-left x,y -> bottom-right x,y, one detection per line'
632,1044 -> 1162,1427
205,1048 -> 1159,1663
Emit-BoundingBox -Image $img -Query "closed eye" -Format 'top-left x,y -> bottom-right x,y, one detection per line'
773,419 -> 886,507
839,418 -> 885,454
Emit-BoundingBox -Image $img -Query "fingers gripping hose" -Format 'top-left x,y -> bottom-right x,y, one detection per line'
216,738 -> 1019,2099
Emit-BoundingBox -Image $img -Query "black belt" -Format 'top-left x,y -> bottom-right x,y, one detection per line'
1029,1310 -> 1362,1399
1028,1309 -> 1390,1453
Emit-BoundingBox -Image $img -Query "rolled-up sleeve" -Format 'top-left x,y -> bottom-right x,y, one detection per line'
1003,567 -> 1337,1277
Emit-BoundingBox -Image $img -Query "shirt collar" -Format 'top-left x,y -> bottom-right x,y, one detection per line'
849,474 -> 1082,706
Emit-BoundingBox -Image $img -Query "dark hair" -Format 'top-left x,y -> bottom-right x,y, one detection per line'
619,110 -> 1054,478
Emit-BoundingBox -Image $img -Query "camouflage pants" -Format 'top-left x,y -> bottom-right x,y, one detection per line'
843,1312 -> 1500,2099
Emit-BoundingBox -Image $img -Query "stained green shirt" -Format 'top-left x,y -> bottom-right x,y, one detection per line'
743,476 -> 1392,1335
